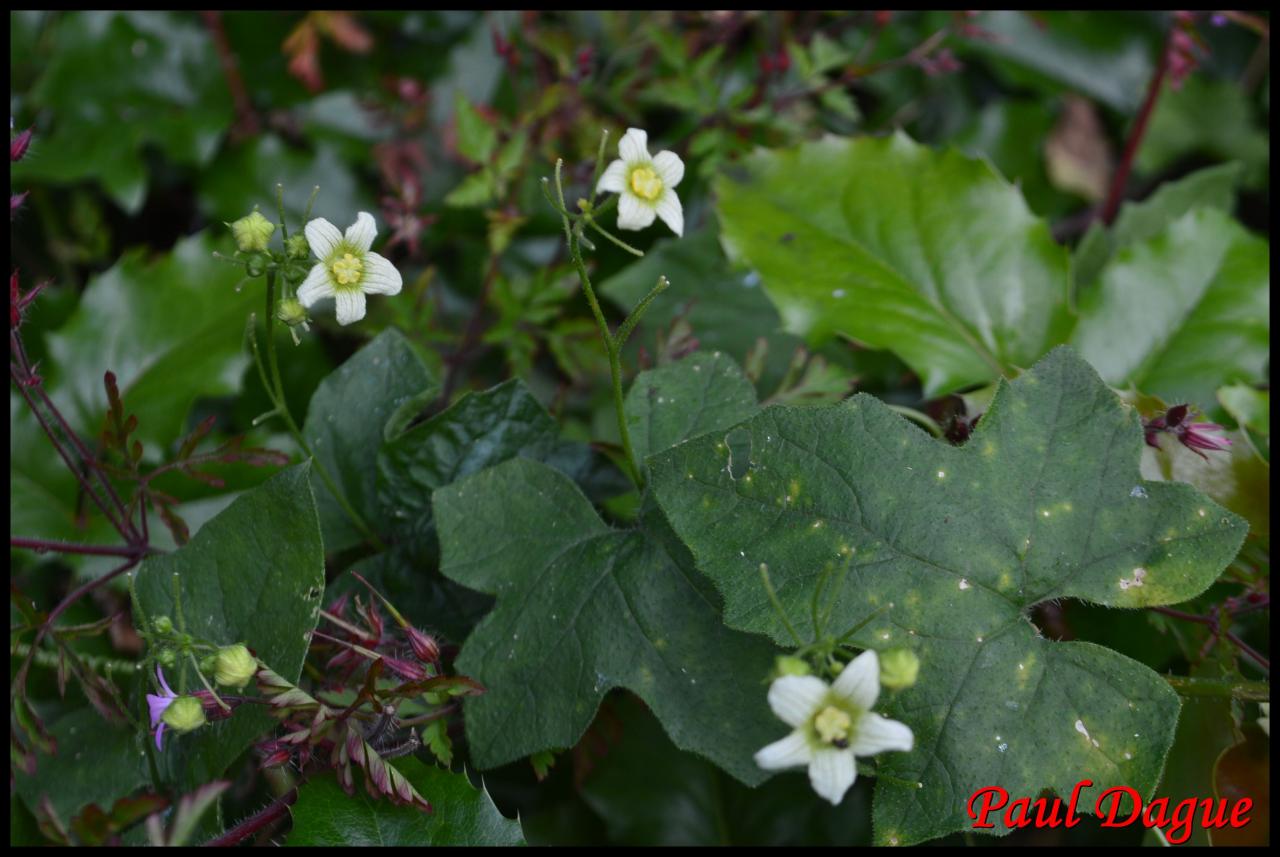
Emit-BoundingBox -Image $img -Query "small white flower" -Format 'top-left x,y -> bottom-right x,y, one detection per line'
297,212 -> 402,325
755,649 -> 914,805
595,128 -> 685,236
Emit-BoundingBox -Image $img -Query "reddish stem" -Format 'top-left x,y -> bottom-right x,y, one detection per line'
1100,28 -> 1172,224
203,789 -> 298,847
11,536 -> 151,558
200,11 -> 260,140
1151,605 -> 1270,674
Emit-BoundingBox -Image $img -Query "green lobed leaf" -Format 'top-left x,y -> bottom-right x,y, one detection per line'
433,457 -> 782,785
454,90 -> 498,163
1071,207 -> 1269,408
1074,162 -> 1243,289
302,329 -> 437,552
132,464 -> 325,790
43,231 -> 257,449
287,758 -> 523,846
716,132 -> 1072,397
625,352 -> 759,465
648,346 -> 1247,845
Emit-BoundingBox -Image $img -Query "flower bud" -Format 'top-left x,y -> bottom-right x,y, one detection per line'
878,648 -> 920,690
158,648 -> 177,668
161,696 -> 207,733
228,210 -> 275,253
11,128 -> 32,163
213,644 -> 257,689
774,655 -> 810,677
406,627 -> 440,664
276,297 -> 309,328
245,252 -> 269,278
199,655 -> 218,675
285,233 -> 311,259
152,615 -> 173,634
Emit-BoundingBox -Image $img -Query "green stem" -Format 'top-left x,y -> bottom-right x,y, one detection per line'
759,563 -> 803,647
615,276 -> 669,345
260,272 -> 387,551
552,161 -> 643,488
187,652 -> 231,712
584,217 -> 644,256
885,404 -> 943,438
12,641 -> 144,677
1163,675 -> 1269,702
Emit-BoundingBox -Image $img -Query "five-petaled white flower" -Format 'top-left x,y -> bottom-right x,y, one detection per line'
755,649 -> 914,805
596,128 -> 685,236
297,212 -> 402,325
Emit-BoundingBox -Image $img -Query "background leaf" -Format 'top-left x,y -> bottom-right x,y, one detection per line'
302,328 -> 436,552
287,758 -> 524,846
716,133 -> 1072,396
1071,207 -> 1269,408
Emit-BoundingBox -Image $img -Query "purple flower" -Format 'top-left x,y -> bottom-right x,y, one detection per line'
147,666 -> 179,750
1144,404 -> 1233,460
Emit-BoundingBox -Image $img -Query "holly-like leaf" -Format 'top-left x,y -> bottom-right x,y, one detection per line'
1071,207 -> 1269,409
43,231 -> 257,448
132,464 -> 325,790
303,328 -> 437,552
648,347 -> 1247,845
433,457 -> 781,785
288,758 -> 524,845
625,351 -> 758,464
716,132 -> 1072,397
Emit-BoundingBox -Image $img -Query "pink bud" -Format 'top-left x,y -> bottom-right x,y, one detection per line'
11,128 -> 32,162
406,627 -> 440,663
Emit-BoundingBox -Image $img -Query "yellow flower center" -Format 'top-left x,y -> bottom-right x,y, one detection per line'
331,253 -> 363,286
814,705 -> 852,745
629,166 -> 663,202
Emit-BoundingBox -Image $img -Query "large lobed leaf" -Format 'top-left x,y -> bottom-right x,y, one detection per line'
716,132 -> 1072,396
288,758 -> 524,846
648,347 -> 1247,845
132,464 -> 325,790
1071,207 -> 1269,409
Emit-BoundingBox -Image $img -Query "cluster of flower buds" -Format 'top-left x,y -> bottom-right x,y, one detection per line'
1143,403 -> 1232,459
12,119 -> 33,218
1167,11 -> 1207,90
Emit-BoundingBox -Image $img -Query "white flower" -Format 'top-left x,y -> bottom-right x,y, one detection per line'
595,128 -> 685,236
297,212 -> 402,325
755,649 -> 914,805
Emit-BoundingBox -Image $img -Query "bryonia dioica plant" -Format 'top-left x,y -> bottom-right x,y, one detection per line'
10,9 -> 1269,848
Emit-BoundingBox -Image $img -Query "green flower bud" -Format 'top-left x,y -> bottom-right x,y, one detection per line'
245,252 -> 268,278
161,696 -> 207,733
158,649 -> 177,668
213,644 -> 257,689
152,616 -> 173,635
879,648 -> 920,690
199,655 -> 218,675
275,297 -> 309,328
285,233 -> 311,260
774,655 -> 811,677
228,210 -> 275,253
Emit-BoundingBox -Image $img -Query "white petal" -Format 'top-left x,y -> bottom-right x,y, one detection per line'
652,150 -> 685,188
296,263 -> 335,307
808,748 -> 856,805
767,675 -> 829,727
754,730 -> 812,771
654,190 -> 683,237
304,218 -> 343,260
361,252 -> 402,296
832,649 -> 880,710
334,289 -> 367,325
597,159 -> 627,194
617,193 -> 656,231
618,127 -> 649,164
345,211 -> 378,253
849,713 -> 914,756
